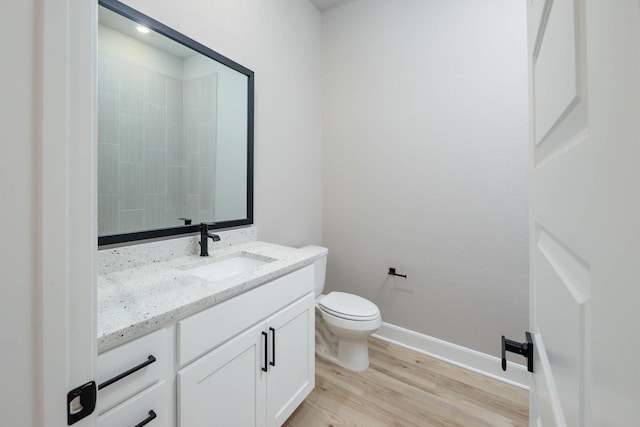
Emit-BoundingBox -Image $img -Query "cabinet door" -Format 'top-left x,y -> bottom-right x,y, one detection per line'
178,323 -> 267,427
266,293 -> 315,427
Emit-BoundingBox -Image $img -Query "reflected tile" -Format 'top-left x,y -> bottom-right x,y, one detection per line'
199,209 -> 213,223
183,79 -> 201,112
98,54 -> 118,93
199,167 -> 214,212
144,70 -> 166,106
166,166 -> 185,209
118,113 -> 144,163
119,209 -> 143,233
167,78 -> 183,125
144,149 -> 166,194
185,194 -> 199,224
201,73 -> 218,117
98,194 -> 118,235
98,90 -> 118,144
167,124 -> 183,167
183,110 -> 199,153
165,207 -> 186,227
144,103 -> 167,150
186,153 -> 199,194
199,124 -> 216,167
119,162 -> 143,210
144,194 -> 166,230
98,142 -> 119,194
118,62 -> 144,115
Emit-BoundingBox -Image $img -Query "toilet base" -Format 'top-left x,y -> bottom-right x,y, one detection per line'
336,337 -> 370,372
315,305 -> 376,372
315,342 -> 370,373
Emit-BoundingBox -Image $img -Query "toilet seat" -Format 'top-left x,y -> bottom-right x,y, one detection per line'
318,291 -> 380,321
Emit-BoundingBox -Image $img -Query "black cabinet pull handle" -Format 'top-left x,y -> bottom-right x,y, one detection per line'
269,327 -> 276,367
98,355 -> 156,390
133,410 -> 156,427
261,331 -> 268,372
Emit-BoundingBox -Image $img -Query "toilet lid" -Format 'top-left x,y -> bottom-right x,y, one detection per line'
319,292 -> 380,321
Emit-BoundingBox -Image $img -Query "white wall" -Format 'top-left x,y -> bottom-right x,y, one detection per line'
121,0 -> 323,247
322,0 -> 529,356
0,1 -> 37,425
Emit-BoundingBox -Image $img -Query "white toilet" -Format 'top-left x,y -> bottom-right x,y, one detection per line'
306,246 -> 382,372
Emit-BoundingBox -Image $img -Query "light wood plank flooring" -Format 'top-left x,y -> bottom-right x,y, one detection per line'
284,337 -> 528,427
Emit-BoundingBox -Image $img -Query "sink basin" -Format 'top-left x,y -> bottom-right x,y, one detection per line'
186,253 -> 273,282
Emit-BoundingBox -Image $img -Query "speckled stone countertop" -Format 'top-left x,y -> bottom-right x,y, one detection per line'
98,230 -> 326,352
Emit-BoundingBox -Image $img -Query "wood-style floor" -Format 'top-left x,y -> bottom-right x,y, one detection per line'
284,337 -> 528,427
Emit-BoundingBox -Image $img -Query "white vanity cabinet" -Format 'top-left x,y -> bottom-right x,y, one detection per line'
98,264 -> 316,427
177,266 -> 315,427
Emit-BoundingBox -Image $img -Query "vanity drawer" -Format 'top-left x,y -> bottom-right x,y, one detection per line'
98,380 -> 169,427
97,329 -> 167,414
178,265 -> 313,366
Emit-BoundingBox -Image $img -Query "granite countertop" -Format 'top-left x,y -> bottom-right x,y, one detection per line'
98,240 -> 326,352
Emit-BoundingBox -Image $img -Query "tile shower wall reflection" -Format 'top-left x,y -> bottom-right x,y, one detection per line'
98,49 -> 218,235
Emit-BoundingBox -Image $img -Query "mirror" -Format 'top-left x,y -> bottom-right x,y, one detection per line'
97,0 -> 254,246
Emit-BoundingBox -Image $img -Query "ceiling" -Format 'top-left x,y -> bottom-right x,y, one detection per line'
99,6 -> 196,59
309,0 -> 352,12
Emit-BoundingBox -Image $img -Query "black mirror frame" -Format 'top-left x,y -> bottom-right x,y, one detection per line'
97,0 -> 254,246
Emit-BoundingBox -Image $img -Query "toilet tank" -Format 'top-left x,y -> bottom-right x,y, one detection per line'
300,245 -> 327,296
313,254 -> 327,296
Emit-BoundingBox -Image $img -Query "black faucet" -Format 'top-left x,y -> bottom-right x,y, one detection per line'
199,222 -> 220,256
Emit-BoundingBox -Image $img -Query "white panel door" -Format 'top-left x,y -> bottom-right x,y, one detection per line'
177,322 -> 267,427
528,0 -> 640,425
265,293 -> 315,427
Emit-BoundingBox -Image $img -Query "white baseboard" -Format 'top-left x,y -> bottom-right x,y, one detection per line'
372,322 -> 529,390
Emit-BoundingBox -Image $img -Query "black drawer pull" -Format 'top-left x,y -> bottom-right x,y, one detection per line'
261,331 -> 268,372
98,355 -> 156,390
134,410 -> 156,427
269,327 -> 276,367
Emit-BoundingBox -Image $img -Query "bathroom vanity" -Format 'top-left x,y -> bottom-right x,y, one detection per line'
96,227 -> 324,426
